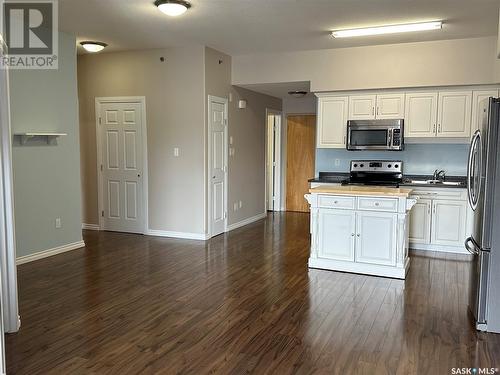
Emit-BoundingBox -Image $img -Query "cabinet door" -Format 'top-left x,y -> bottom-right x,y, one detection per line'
431,199 -> 467,246
355,211 -> 397,266
437,91 -> 472,138
317,209 -> 355,262
404,92 -> 438,138
472,90 -> 498,135
317,96 -> 348,148
348,95 -> 376,120
376,93 -> 405,119
409,198 -> 431,244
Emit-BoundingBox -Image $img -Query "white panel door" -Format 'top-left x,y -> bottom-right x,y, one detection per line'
409,198 -> 431,244
317,96 -> 348,148
404,92 -> 438,138
356,211 -> 397,266
317,209 -> 355,261
209,98 -> 227,237
437,91 -> 472,138
472,90 -> 498,134
100,102 -> 144,233
376,93 -> 405,119
431,199 -> 467,246
348,95 -> 376,120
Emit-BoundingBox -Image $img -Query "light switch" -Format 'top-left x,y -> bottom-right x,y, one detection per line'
229,136 -> 233,145
174,148 -> 179,157
55,218 -> 62,229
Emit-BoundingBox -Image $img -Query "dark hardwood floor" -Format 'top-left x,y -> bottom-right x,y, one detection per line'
6,212 -> 500,374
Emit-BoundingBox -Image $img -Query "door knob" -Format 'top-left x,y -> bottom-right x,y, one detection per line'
137,174 -> 141,178
357,234 -> 360,237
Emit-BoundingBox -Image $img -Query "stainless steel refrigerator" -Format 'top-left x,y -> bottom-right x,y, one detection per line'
466,97 -> 500,333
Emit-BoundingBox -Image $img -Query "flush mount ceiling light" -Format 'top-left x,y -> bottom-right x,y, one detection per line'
80,41 -> 108,53
331,21 -> 442,38
154,0 -> 191,16
288,90 -> 308,98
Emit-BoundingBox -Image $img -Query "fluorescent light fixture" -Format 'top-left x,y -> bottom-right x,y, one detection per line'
331,21 -> 442,38
80,41 -> 108,53
154,0 -> 191,16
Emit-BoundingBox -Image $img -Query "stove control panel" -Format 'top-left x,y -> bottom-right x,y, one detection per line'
350,160 -> 403,173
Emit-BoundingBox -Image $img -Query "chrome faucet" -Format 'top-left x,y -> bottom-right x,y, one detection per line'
433,169 -> 446,181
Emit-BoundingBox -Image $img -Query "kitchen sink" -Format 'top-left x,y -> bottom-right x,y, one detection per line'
406,179 -> 463,186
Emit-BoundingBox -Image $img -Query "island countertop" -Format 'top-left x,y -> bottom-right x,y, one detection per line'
309,185 -> 413,197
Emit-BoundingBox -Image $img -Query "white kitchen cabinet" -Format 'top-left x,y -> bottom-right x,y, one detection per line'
409,198 -> 432,244
472,90 -> 498,134
437,91 -> 472,138
376,93 -> 405,119
349,95 -> 376,120
431,199 -> 467,247
404,92 -> 438,138
317,209 -> 355,262
317,96 -> 349,148
356,211 -> 397,266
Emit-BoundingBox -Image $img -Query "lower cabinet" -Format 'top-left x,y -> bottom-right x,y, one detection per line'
409,189 -> 470,252
356,211 -> 397,266
431,199 -> 467,246
317,209 -> 396,266
318,209 -> 355,261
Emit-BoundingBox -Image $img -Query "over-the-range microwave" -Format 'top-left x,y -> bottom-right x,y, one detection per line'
346,119 -> 404,151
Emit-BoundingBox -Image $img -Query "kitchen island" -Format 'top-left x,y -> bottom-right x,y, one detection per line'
305,185 -> 418,279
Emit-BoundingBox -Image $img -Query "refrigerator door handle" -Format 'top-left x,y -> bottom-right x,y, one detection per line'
465,237 -> 480,255
467,130 -> 481,211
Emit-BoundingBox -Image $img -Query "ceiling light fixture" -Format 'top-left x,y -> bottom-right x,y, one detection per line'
331,21 -> 442,38
288,91 -> 308,98
80,41 -> 108,53
154,0 -> 191,16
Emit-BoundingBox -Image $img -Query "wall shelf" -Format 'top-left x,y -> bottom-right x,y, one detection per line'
14,132 -> 67,145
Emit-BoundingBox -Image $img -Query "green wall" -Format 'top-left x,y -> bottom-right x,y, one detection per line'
9,32 -> 83,258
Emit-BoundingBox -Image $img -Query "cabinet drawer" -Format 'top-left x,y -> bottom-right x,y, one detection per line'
318,195 -> 355,209
358,197 -> 398,212
411,189 -> 466,200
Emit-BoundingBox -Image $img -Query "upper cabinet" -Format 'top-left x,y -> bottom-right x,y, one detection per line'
317,96 -> 349,148
348,94 -> 405,120
437,91 -> 472,138
472,90 -> 498,134
348,95 -> 376,120
405,92 -> 438,138
376,94 -> 405,119
405,90 -> 472,139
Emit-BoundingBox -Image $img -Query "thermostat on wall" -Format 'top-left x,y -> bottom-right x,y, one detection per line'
238,99 -> 247,109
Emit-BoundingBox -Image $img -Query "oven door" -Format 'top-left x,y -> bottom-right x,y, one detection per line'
347,125 -> 392,150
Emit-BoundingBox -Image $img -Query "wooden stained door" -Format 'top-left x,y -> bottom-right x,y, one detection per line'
286,115 -> 316,212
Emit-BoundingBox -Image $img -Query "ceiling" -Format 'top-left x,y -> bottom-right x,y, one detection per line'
238,81 -> 312,99
60,0 -> 499,56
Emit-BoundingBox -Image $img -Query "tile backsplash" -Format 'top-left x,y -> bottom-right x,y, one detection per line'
315,144 -> 469,176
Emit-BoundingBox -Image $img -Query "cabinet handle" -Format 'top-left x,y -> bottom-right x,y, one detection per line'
377,107 -> 379,116
351,233 -> 355,237
372,107 -> 375,116
433,124 -> 436,133
343,135 -> 346,144
334,201 -> 338,204
375,202 -> 380,206
438,124 -> 441,133
357,234 -> 361,237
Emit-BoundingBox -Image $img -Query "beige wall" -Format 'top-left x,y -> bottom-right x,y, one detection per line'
205,47 -> 282,225
78,46 -> 206,235
233,37 -> 500,92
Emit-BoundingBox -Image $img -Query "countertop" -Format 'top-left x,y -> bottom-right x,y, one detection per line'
309,185 -> 413,197
309,172 -> 466,189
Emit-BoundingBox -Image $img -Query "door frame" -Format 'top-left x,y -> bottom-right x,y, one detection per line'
265,108 -> 282,211
207,95 -> 228,238
0,45 -> 19,337
95,96 -> 149,234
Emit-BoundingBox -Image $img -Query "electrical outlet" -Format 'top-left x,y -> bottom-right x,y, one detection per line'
174,147 -> 179,157
335,159 -> 341,167
229,136 -> 233,145
55,217 -> 62,229
233,202 -> 238,211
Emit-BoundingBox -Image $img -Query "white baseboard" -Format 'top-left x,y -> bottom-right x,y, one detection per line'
82,223 -> 100,231
16,240 -> 86,265
226,212 -> 267,232
147,229 -> 209,240
409,242 -> 468,254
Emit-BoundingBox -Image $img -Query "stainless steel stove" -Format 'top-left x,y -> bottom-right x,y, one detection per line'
342,160 -> 403,187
